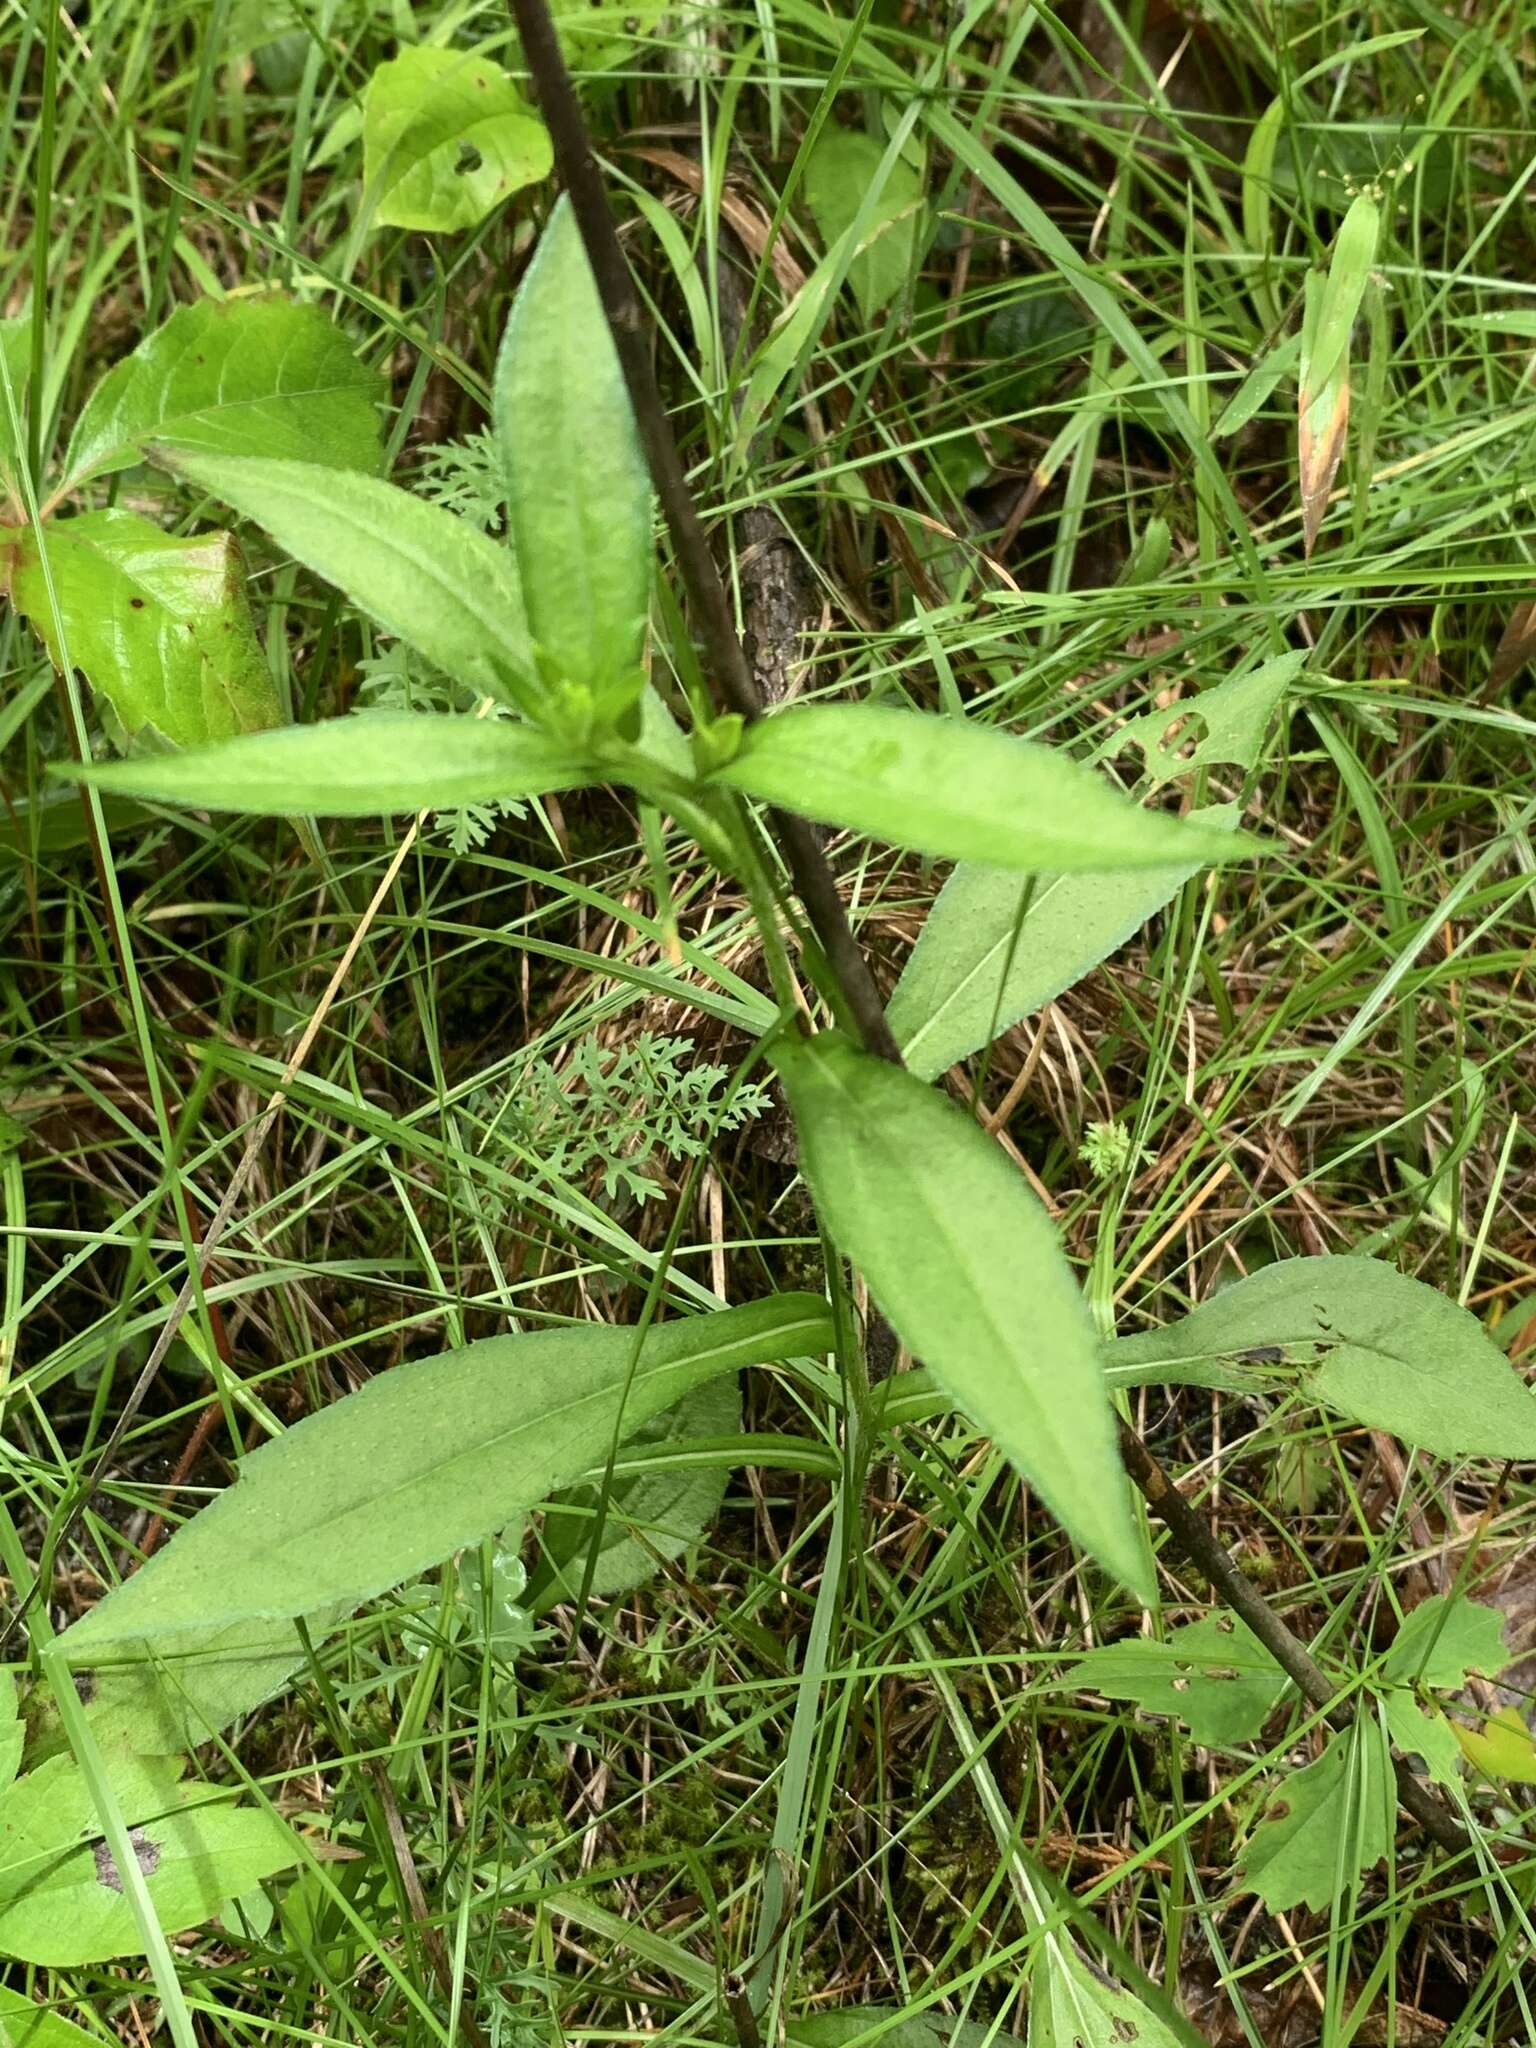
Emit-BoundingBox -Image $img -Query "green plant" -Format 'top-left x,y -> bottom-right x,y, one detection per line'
25,34 -> 1536,2042
11,3 -> 1536,2042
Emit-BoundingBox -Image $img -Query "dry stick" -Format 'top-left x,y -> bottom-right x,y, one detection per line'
0,811 -> 428,1652
506,0 -> 1475,1867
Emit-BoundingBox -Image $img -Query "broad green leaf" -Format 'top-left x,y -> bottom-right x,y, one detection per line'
13,511 -> 280,746
1383,1693 -> 1462,1788
1107,1256 -> 1536,1461
888,813 -> 1230,1081
1114,653 -> 1302,788
165,451 -> 537,712
82,1611 -> 339,1755
64,297 -> 384,490
790,2011 -> 1021,2048
0,1752 -> 297,1965
773,1032 -> 1149,1600
58,1294 -> 831,1657
1234,1721 -> 1394,1912
0,317 -> 30,509
64,710 -> 593,816
803,128 -> 925,322
716,705 -> 1254,872
493,195 -> 652,702
361,47 -> 551,234
1027,1948 -> 1183,2048
1063,1614 -> 1287,1747
1382,1594 -> 1509,1691
0,1984 -> 111,2048
531,1373 -> 741,1609
1454,1704 -> 1536,1784
0,1673 -> 19,1797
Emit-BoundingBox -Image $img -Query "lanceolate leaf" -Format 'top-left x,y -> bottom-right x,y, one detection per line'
362,46 -> 552,234
1063,1614 -> 1287,1748
1107,1256 -> 1536,1460
889,830 -> 1223,1082
773,1032 -> 1150,1600
531,1373 -> 741,1609
81,1611 -> 345,1756
803,127 -> 926,322
1297,194 -> 1378,556
1234,1721 -> 1395,1912
63,297 -> 384,490
0,1751 -> 297,1966
13,511 -> 280,746
58,1294 -> 831,1657
166,450 -> 538,712
493,195 -> 652,702
716,704 -> 1254,872
63,710 -> 593,815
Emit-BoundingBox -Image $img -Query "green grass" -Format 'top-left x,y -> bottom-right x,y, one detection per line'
5,0 -> 1536,2041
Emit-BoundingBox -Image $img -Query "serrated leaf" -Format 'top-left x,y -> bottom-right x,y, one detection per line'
803,128 -> 925,322
1107,1256 -> 1536,1461
0,1751 -> 298,1965
57,1295 -> 831,1659
717,705 -> 1256,873
361,47 -> 551,234
1454,1704 -> 1536,1784
64,297 -> 383,490
532,1372 -> 741,1608
790,2010 -> 1021,2048
1383,1692 -> 1462,1788
889,812 -> 1230,1081
164,451 -> 537,712
1234,1721 -> 1395,1912
1115,653 -> 1302,788
64,710 -> 594,815
773,1032 -> 1149,1600
1382,1594 -> 1510,1691
494,194 -> 651,702
1064,1614 -> 1287,1747
13,511 -> 280,746
1027,1947 -> 1184,2048
0,1983 -> 110,2048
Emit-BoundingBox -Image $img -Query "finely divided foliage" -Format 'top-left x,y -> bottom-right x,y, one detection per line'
5,5 -> 1536,2043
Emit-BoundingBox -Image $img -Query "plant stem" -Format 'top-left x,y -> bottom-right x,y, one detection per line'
506,0 -> 900,1066
1115,1425 -> 1470,1857
505,0 -> 1473,1869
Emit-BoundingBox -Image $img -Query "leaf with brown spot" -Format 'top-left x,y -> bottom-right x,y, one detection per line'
1234,1722 -> 1395,1912
1025,1947 -> 1185,2048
